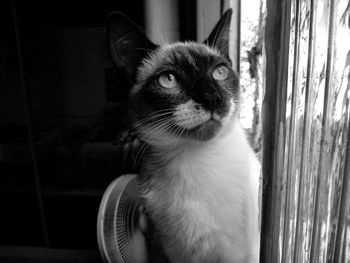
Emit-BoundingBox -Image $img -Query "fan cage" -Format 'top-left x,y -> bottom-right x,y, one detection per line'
114,177 -> 139,262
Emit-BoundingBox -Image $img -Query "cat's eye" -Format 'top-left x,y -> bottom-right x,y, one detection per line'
158,72 -> 178,89
212,65 -> 229,80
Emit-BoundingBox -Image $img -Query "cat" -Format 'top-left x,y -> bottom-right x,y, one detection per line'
108,9 -> 260,263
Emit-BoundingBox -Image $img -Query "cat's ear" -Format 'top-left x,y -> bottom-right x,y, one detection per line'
108,11 -> 157,81
204,9 -> 232,58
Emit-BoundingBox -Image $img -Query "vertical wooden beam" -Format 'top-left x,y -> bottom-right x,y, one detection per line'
281,0 -> 301,262
11,0 -> 49,247
309,0 -> 336,261
229,0 -> 241,73
196,0 -> 240,72
260,1 -> 282,260
260,0 -> 292,262
144,0 -> 179,44
293,0 -> 315,262
196,0 -> 221,42
333,112 -> 350,262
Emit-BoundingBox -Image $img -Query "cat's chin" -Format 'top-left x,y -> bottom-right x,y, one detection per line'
186,118 -> 223,141
139,114 -> 236,147
139,119 -> 222,147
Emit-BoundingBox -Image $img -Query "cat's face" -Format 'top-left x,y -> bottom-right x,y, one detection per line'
132,42 -> 239,143
109,10 -> 239,145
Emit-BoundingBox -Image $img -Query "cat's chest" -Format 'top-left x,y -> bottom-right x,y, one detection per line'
141,138 -> 252,223
139,133 -> 259,261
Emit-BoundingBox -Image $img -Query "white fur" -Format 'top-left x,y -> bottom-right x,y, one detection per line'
140,116 -> 260,262
173,100 -> 211,129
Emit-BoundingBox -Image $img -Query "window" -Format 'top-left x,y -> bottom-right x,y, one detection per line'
261,0 -> 350,262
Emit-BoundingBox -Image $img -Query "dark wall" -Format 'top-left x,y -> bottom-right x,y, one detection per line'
0,0 -> 145,120
0,0 -> 197,252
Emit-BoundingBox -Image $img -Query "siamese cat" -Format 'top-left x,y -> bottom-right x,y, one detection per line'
108,9 -> 260,263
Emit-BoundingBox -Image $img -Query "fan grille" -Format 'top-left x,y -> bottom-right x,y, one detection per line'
115,177 -> 139,263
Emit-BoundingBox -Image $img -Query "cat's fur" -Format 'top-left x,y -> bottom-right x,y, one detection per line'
108,9 -> 260,263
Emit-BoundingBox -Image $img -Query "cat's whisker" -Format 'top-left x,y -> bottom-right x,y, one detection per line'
117,116 -> 174,170
133,115 -> 174,130
133,141 -> 147,172
174,126 -> 186,147
142,121 -> 174,141
163,123 -> 179,142
134,122 -> 175,165
137,119 -> 174,143
168,125 -> 181,146
149,122 -> 176,142
163,122 -> 186,146
132,133 -> 151,171
131,110 -> 174,127
133,142 -> 149,172
132,110 -> 174,124
134,118 -> 175,136
138,120 -> 174,147
133,123 -> 167,141
135,112 -> 174,126
117,109 -> 174,139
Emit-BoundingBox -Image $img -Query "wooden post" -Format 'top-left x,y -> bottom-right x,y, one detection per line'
144,0 -> 179,44
196,0 -> 221,42
229,0 -> 240,73
196,0 -> 240,72
260,0 -> 292,262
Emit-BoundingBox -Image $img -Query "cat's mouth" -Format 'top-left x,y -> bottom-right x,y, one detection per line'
199,117 -> 222,129
184,117 -> 222,141
172,111 -> 227,141
137,100 -> 234,144
172,100 -> 230,128
171,100 -> 235,141
174,113 -> 223,129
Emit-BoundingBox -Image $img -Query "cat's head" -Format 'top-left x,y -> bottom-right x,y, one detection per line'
108,10 -> 240,146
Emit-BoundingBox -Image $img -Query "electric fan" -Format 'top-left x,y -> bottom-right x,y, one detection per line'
97,174 -> 148,263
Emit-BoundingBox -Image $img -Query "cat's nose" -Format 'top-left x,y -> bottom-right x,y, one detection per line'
202,89 -> 222,112
194,78 -> 223,113
199,85 -> 223,113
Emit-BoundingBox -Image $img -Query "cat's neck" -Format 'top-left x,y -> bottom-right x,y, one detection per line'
146,120 -> 250,166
